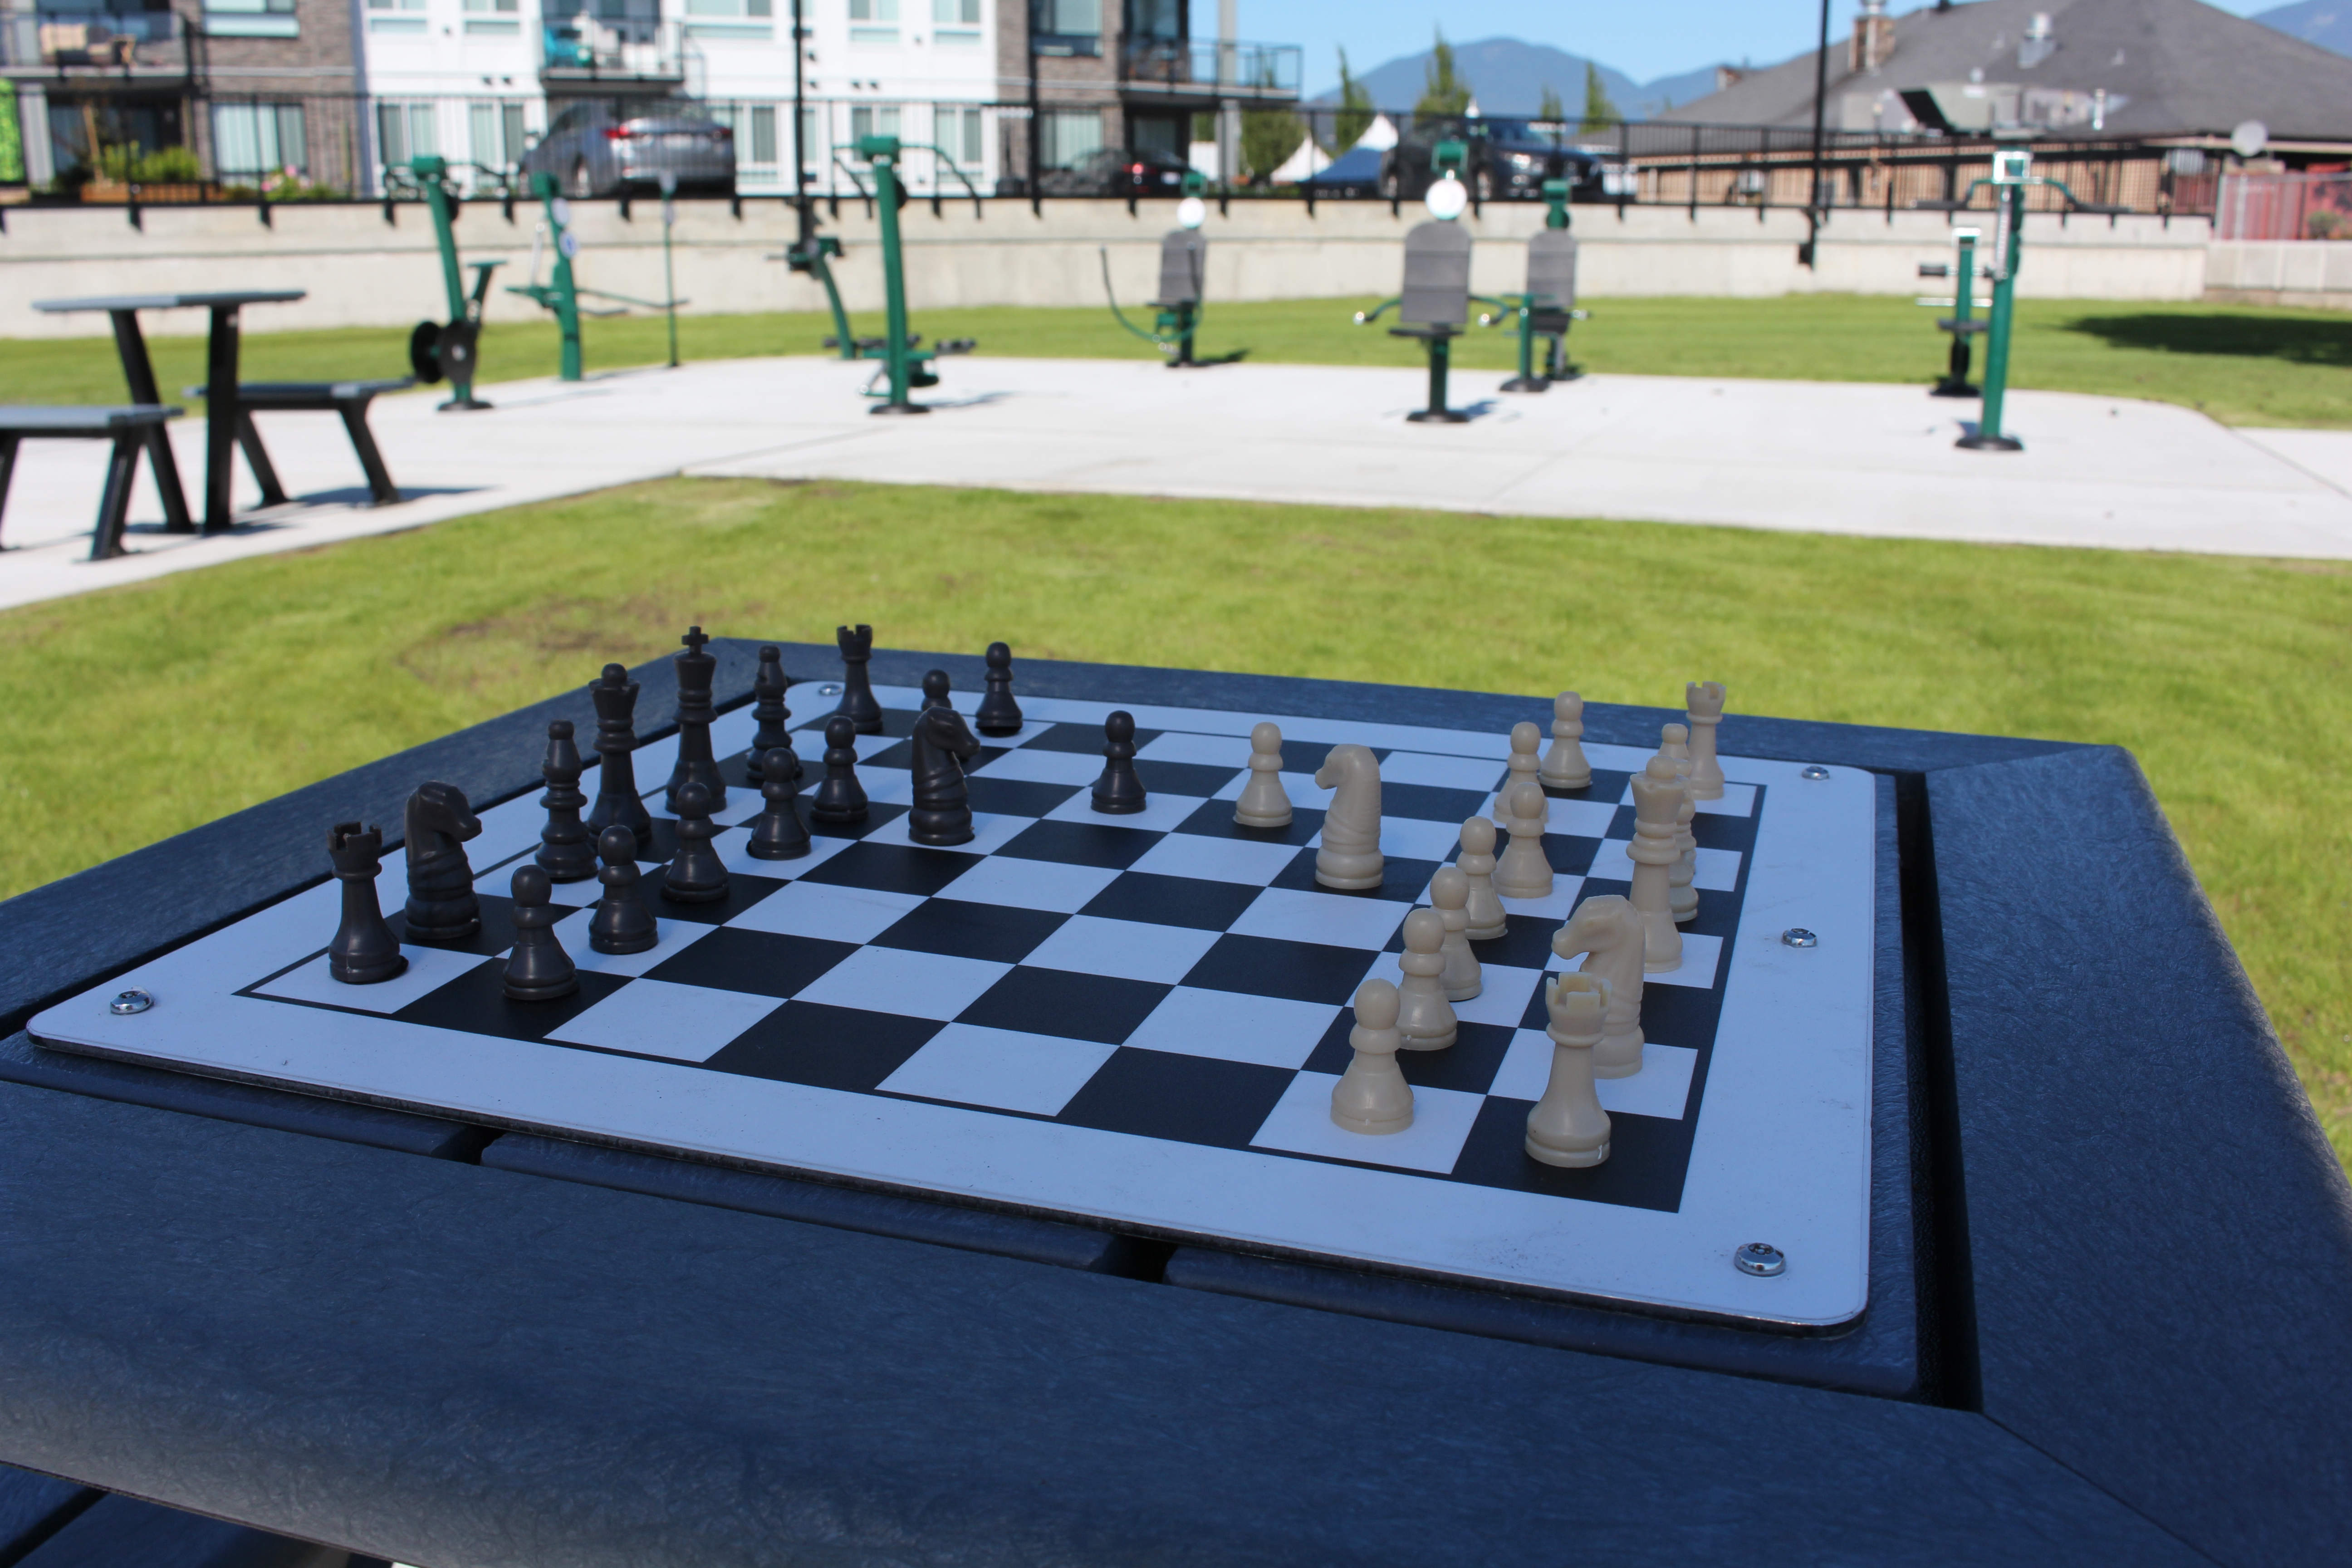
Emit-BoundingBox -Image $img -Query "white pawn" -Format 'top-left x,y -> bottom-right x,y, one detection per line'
1457,817 -> 1508,940
1332,978 -> 1413,1134
1491,781 -> 1553,901
1504,720 -> 1543,806
1660,721 -> 1694,779
1541,691 -> 1592,790
1234,721 -> 1294,828
1526,972 -> 1611,1168
1428,866 -> 1482,1001
1685,681 -> 1726,800
1394,908 -> 1458,1051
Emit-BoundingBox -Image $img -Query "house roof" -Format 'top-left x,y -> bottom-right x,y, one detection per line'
1665,0 -> 2352,139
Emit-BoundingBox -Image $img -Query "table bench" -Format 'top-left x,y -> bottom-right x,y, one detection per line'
0,405 -> 182,561
209,380 -> 414,509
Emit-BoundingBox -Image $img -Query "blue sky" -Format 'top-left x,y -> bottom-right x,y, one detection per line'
1220,0 -> 2284,95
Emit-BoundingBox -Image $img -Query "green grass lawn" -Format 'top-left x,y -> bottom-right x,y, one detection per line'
7,294 -> 2347,429
1,477 -> 2346,1168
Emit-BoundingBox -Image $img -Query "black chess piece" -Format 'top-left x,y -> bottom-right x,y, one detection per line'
745,646 -> 800,787
589,824 -> 659,955
908,689 -> 981,847
536,720 -> 598,882
664,626 -> 726,813
920,668 -> 951,711
585,663 -> 654,853
975,641 -> 1023,737
810,714 -> 869,824
834,623 -> 884,734
504,864 -> 579,1002
748,748 -> 813,859
1092,710 -> 1148,815
403,782 -> 484,942
662,782 -> 731,903
327,821 -> 406,985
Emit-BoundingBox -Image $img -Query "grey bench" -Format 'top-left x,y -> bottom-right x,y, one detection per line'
0,405 -> 183,561
1355,221 -> 1481,422
186,379 -> 413,510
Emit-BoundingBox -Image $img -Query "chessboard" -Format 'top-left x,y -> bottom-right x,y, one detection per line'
31,680 -> 1875,1328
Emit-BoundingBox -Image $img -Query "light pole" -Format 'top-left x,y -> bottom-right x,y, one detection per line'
1801,0 -> 1830,268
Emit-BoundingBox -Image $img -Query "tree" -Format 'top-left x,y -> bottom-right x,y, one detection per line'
1580,61 -> 1620,133
1537,83 -> 1565,126
1414,30 -> 1472,121
1329,46 -> 1375,152
1242,59 -> 1304,182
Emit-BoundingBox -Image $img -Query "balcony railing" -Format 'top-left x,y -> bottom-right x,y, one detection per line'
540,16 -> 686,87
2,8 -> 187,69
1120,39 -> 1300,98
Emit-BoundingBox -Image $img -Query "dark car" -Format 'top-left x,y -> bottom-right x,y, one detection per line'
1038,146 -> 1190,197
1379,117 -> 1602,203
520,98 -> 735,200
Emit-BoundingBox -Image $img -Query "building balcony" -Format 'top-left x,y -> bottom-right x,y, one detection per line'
1119,38 -> 1299,100
1,7 -> 190,74
541,16 -> 686,92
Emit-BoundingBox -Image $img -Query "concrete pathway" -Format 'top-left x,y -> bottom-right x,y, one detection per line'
3,355 -> 2347,612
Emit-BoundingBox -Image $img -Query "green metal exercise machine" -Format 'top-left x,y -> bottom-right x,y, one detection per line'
504,170 -> 690,383
1916,226 -> 1985,399
1485,178 -> 1588,392
394,155 -> 504,411
1099,173 -> 1246,368
1356,141 -> 1503,423
840,133 -> 980,415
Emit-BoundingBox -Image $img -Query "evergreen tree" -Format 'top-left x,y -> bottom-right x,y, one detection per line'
1538,83 -> 1565,125
1580,61 -> 1620,133
1414,30 -> 1472,121
1331,47 -> 1375,152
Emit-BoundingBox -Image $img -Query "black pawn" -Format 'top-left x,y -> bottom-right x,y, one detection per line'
504,865 -> 579,1002
975,641 -> 1023,736
536,720 -> 598,882
749,748 -> 813,859
585,662 -> 654,853
834,622 -> 884,734
589,824 -> 659,956
327,821 -> 406,985
810,714 -> 869,824
664,626 -> 726,813
663,781 -> 730,903
920,667 -> 951,711
1092,710 -> 1148,814
745,646 -> 800,787
403,781 -> 483,943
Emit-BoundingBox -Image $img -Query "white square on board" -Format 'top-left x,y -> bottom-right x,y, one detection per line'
1589,840 -> 1741,892
1232,887 -> 1407,952
1376,750 -> 1508,792
859,810 -> 1034,856
1128,833 -> 1299,887
1021,915 -> 1223,985
1250,1072 -> 1485,1175
1214,769 -> 1334,809
1499,876 -> 1584,922
1043,791 -> 1210,834
1352,955 -> 1548,1030
938,856 -> 1122,915
861,769 -> 918,807
547,977 -> 781,1063
1351,816 -> 1465,863
255,943 -> 488,1015
722,880 -> 926,944
1489,1031 -> 1699,1119
1542,798 -> 1622,838
1135,731 -> 1251,768
969,747 -> 1104,787
713,828 -> 857,881
1646,931 -> 1724,990
1123,986 -> 1340,1068
878,1023 -> 1118,1116
549,909 -> 720,978
794,945 -> 1014,1020
1615,780 -> 1757,818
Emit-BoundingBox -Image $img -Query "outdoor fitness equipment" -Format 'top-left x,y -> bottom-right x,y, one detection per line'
1483,178 -> 1588,392
395,156 -> 502,412
505,171 -> 689,383
1916,226 -> 1986,399
1355,142 -> 1502,423
837,134 -> 980,414
1100,174 -> 1245,368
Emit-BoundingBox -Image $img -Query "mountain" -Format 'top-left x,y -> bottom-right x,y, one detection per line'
2254,1 -> 2352,55
1312,37 -> 1723,122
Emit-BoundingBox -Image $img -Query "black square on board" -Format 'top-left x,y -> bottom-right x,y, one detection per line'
389,892 -> 520,959
1268,850 -> 1440,904
1024,720 -> 1164,755
643,867 -> 789,927
1300,1013 -> 1515,1094
864,740 -> 915,771
1381,783 -> 1497,824
1449,1096 -> 1691,1212
799,840 -> 983,897
1056,1047 -> 1294,1150
1080,872 -> 1260,931
874,900 -> 1067,965
1547,835 -> 1603,877
963,775 -> 1083,818
1183,934 -> 1374,1006
704,1000 -> 943,1093
807,802 -> 910,842
642,926 -> 857,1000
957,967 -> 1172,1044
1475,912 -> 1565,971
393,960 -> 630,1040
1133,759 -> 1243,799
997,818 -> 1161,870
1172,797 -> 1324,848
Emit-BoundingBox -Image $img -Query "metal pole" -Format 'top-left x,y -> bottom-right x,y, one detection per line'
870,144 -> 921,413
1959,184 -> 2023,451
791,0 -> 811,245
1803,0 -> 1830,267
660,172 -> 679,369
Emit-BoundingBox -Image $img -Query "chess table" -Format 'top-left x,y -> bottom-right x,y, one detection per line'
0,642 -> 2343,1567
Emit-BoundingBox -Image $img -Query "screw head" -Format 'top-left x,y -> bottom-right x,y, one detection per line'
1800,764 -> 1831,781
818,683 -> 844,696
1782,928 -> 1818,948
1735,1242 -> 1786,1277
108,989 -> 155,1015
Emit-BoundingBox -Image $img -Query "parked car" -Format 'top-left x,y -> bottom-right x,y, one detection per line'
1378,117 -> 1602,203
1038,146 -> 1190,197
520,98 -> 735,200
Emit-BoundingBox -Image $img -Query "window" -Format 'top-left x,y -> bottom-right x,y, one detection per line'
849,0 -> 897,43
684,0 -> 772,20
205,0 -> 297,38
469,101 -> 526,167
364,0 -> 424,32
376,101 -> 438,171
932,0 -> 978,43
849,104 -> 901,146
798,104 -> 819,171
936,104 -> 982,165
750,105 -> 777,166
212,102 -> 305,176
1125,0 -> 1176,41
461,0 -> 521,34
1037,108 -> 1100,169
1032,0 -> 1095,38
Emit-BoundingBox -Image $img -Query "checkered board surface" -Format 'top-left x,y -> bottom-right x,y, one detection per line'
35,684 -> 1877,1327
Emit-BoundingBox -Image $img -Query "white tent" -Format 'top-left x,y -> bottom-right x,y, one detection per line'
1269,136 -> 1331,184
1353,113 -> 1399,152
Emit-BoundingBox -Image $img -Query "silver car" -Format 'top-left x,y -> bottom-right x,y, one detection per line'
522,98 -> 735,199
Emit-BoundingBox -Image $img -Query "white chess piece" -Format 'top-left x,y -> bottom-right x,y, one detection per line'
1491,781 -> 1554,901
1541,691 -> 1592,790
1526,972 -> 1611,1167
1628,756 -> 1685,973
1660,721 -> 1694,779
1505,720 -> 1544,804
1394,908 -> 1458,1051
1331,978 -> 1413,1134
1553,894 -> 1645,1078
1457,817 -> 1508,941
1659,724 -> 1699,925
1312,744 -> 1384,890
1685,681 -> 1725,800
1428,866 -> 1482,1001
1235,721 -> 1294,828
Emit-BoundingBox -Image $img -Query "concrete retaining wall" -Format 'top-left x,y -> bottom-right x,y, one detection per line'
2205,240 -> 2352,311
0,196 -> 2213,339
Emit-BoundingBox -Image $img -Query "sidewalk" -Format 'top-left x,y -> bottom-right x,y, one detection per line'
3,355 -> 2347,612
